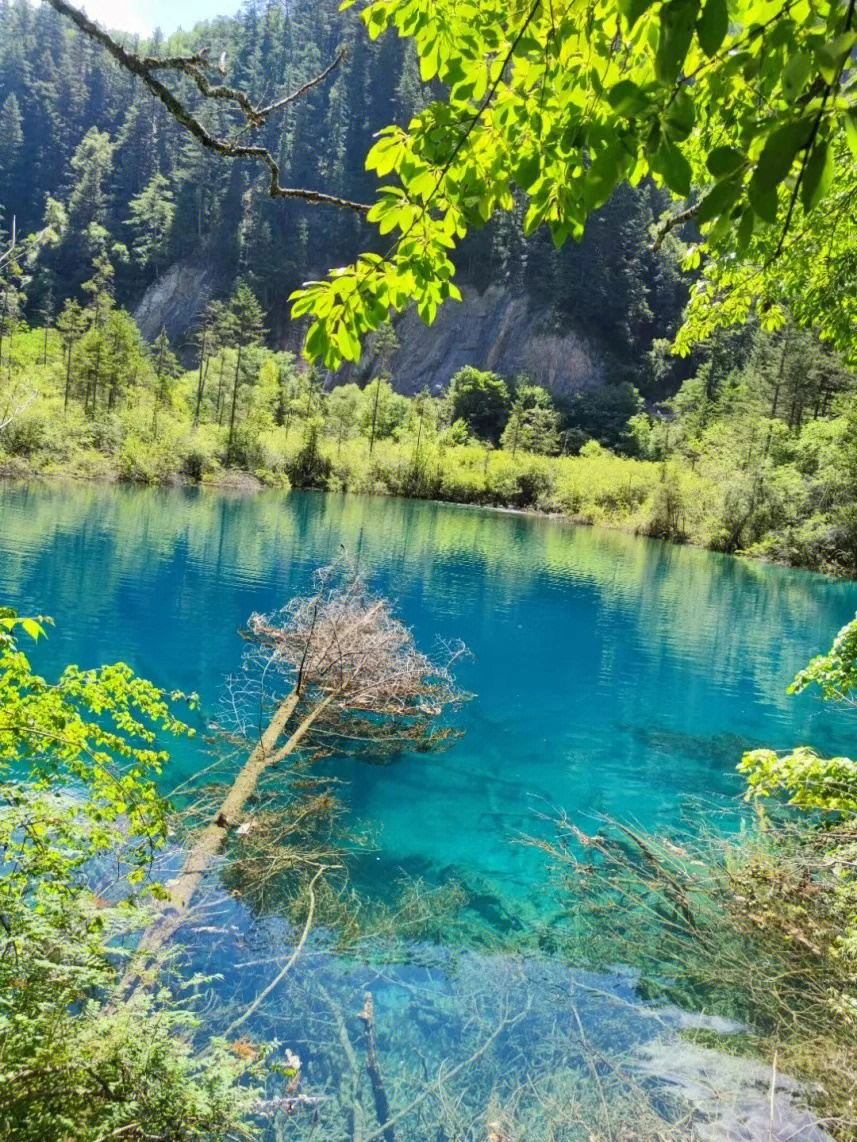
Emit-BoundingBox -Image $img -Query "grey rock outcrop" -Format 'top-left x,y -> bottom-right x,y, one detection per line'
134,260 -> 222,343
136,265 -> 606,398
382,284 -> 605,397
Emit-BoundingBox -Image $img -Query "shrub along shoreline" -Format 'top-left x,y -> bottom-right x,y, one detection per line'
3,315 -> 857,578
6,426 -> 856,583
0,435 -> 849,580
0,439 -> 756,564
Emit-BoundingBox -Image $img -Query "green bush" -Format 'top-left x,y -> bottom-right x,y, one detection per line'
0,405 -> 50,457
180,424 -> 224,482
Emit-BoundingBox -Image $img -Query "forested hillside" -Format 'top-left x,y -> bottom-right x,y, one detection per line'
0,0 -> 686,391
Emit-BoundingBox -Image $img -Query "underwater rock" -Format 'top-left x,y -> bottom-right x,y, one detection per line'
636,1039 -> 833,1142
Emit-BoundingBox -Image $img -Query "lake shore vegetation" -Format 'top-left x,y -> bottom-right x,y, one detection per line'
3,294 -> 857,575
539,612 -> 857,1137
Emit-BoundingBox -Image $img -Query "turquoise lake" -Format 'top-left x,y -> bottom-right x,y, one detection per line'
2,481 -> 855,1136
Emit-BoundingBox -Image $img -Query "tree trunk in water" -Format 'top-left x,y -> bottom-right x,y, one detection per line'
359,993 -> 396,1142
123,687 -> 338,984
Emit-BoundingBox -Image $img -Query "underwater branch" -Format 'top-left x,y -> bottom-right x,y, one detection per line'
124,559 -> 468,984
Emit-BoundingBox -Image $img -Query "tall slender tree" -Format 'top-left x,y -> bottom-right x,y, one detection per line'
226,281 -> 266,462
55,297 -> 87,411
150,326 -> 180,436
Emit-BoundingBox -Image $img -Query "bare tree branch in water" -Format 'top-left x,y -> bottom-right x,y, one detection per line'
45,0 -> 371,214
359,992 -> 396,1142
121,557 -> 468,986
224,865 -> 328,1037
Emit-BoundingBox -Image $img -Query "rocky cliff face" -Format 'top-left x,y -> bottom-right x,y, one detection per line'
381,285 -> 605,396
136,268 -> 606,397
133,260 -> 223,343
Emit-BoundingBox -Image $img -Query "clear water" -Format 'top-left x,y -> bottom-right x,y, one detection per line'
2,481 -> 855,1137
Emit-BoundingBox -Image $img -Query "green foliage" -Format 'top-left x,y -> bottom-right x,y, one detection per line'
291,0 -> 857,367
741,611 -> 857,813
230,280 -> 267,349
0,613 -> 260,1140
150,327 -> 182,435
737,612 -> 857,1018
125,173 -> 176,276
566,382 -> 645,453
500,381 -> 561,455
0,611 -> 192,855
631,324 -> 857,569
359,377 -> 411,443
791,612 -> 857,703
447,366 -> 510,443
326,381 -> 363,450
739,745 -> 857,813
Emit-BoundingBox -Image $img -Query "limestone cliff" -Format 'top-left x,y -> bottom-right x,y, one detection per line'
133,260 -> 223,343
380,285 -> 605,397
135,268 -> 606,397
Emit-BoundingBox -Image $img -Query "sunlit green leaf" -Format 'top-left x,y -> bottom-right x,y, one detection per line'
697,0 -> 727,56
650,139 -> 691,196
781,52 -> 812,103
707,145 -> 746,178
801,139 -> 834,213
750,120 -> 811,195
655,0 -> 700,82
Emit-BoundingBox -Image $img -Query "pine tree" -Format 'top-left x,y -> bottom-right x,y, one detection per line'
191,300 -> 225,424
501,382 -> 561,456
0,93 -> 23,203
80,250 -> 116,414
226,280 -> 266,462
56,298 -> 88,410
125,173 -> 175,281
150,326 -> 180,436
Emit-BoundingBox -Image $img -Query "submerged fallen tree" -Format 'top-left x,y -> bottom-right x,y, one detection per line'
129,558 -> 468,972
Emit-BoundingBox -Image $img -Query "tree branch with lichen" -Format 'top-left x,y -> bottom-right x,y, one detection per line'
45,0 -> 371,214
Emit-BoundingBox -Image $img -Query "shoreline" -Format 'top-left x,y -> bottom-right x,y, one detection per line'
1,462 -> 849,582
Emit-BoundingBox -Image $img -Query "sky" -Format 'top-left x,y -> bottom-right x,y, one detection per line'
67,1 -> 240,38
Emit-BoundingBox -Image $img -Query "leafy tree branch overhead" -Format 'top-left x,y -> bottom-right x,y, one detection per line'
49,0 -> 857,367
294,0 -> 857,367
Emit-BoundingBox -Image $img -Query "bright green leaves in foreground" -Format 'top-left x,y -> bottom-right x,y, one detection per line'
293,0 -> 857,367
0,605 -> 194,868
738,613 -> 857,981
0,613 -> 258,1141
740,746 -> 857,813
791,614 -> 857,703
741,612 -> 857,815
